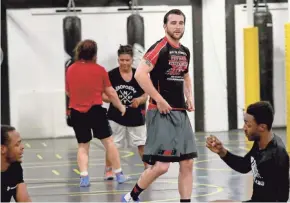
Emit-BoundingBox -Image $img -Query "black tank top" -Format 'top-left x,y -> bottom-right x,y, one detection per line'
107,68 -> 146,126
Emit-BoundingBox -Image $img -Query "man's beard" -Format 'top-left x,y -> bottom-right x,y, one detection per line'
249,132 -> 261,141
167,30 -> 184,40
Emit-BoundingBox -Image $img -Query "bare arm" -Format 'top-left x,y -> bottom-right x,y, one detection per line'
134,59 -> 163,103
184,72 -> 194,111
184,73 -> 193,101
16,183 -> 31,202
104,86 -> 125,114
136,93 -> 148,105
130,92 -> 148,108
102,93 -> 110,103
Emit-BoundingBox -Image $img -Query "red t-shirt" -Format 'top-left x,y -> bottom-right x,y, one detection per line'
65,61 -> 111,112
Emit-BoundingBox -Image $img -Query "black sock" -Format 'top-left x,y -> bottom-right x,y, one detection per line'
130,183 -> 144,201
180,199 -> 191,202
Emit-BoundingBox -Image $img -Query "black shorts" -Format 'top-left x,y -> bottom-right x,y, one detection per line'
70,105 -> 112,143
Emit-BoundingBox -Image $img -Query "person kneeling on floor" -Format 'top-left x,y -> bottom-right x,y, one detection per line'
206,101 -> 289,202
1,125 -> 31,202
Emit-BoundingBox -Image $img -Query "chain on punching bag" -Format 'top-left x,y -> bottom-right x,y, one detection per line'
127,0 -> 145,69
63,0 -> 82,126
254,1 -> 274,106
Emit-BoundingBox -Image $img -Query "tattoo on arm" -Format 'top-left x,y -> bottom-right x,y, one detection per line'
145,59 -> 153,67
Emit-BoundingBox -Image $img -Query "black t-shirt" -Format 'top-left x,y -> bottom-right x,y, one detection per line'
1,162 -> 24,202
107,68 -> 146,126
143,37 -> 190,109
222,134 -> 289,202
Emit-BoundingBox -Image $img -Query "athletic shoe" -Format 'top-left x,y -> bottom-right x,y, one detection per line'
104,167 -> 114,180
116,173 -> 131,184
121,193 -> 140,202
80,175 -> 90,187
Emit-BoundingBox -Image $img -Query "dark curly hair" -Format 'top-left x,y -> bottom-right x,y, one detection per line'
246,101 -> 274,130
117,44 -> 133,57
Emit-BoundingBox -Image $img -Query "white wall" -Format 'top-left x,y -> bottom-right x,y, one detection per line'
202,0 -> 228,132
7,6 -> 194,139
235,3 -> 288,128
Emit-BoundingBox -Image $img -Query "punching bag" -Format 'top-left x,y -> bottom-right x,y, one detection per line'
0,47 -> 3,65
254,5 -> 274,107
63,15 -> 82,126
127,14 -> 145,69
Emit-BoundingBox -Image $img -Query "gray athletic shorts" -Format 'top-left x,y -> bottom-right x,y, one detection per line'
142,109 -> 198,165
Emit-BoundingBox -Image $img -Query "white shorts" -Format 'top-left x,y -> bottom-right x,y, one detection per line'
109,120 -> 146,148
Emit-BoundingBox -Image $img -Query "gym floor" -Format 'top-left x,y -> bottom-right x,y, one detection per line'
22,129 -> 287,202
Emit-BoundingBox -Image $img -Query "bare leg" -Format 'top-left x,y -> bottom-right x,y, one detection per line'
103,149 -> 114,180
122,161 -> 170,201
137,145 -> 148,168
178,159 -> 194,199
77,142 -> 90,174
101,136 -> 121,170
137,161 -> 170,189
105,150 -> 111,168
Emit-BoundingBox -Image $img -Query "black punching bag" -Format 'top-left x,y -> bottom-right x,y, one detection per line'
0,47 -> 3,65
63,15 -> 82,126
127,14 -> 145,68
254,6 -> 274,107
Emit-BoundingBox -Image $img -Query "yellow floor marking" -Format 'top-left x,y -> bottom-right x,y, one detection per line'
52,170 -> 60,176
121,151 -> 134,158
73,169 -> 80,175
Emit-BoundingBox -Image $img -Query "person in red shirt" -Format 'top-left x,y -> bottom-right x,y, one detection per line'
66,39 -> 130,187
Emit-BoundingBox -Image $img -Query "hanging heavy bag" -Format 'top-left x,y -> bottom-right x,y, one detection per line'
63,11 -> 82,127
63,16 -> 81,58
0,47 -> 3,65
254,5 -> 274,107
127,13 -> 145,68
64,58 -> 75,127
